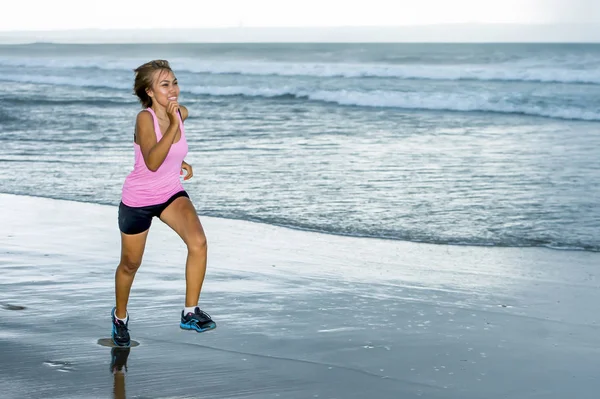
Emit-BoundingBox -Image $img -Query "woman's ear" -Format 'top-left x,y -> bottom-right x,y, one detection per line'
146,87 -> 153,98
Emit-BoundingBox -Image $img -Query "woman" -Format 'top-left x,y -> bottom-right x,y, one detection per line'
112,60 -> 215,347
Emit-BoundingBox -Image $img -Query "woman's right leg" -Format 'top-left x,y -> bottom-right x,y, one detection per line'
115,230 -> 149,319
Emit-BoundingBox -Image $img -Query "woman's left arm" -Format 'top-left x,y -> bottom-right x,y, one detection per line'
180,105 -> 189,121
180,105 -> 193,180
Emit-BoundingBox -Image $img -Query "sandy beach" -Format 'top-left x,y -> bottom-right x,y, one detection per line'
1,193 -> 599,398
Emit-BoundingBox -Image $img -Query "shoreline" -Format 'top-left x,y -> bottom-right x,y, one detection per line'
2,191 -> 596,254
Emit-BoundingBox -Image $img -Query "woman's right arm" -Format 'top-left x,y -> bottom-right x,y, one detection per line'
135,108 -> 179,172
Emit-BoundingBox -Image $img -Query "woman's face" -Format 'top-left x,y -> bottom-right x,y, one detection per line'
147,69 -> 180,108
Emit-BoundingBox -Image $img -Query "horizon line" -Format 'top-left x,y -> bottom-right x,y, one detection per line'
2,24 -> 599,45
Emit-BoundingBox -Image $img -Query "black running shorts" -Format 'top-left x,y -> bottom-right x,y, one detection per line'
118,191 -> 189,235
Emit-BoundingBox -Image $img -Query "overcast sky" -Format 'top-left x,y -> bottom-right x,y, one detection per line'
1,0 -> 599,42
3,0 -> 600,31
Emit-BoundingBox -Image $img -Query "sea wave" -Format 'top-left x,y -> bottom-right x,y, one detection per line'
1,58 -> 599,84
188,85 -> 600,122
3,72 -> 598,121
178,61 -> 600,85
0,74 -> 130,90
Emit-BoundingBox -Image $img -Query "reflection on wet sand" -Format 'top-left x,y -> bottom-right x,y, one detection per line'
110,347 -> 130,399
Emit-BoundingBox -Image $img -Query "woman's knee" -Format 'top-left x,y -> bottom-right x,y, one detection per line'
119,255 -> 142,274
187,231 -> 207,253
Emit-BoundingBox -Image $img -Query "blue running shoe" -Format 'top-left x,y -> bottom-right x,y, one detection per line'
111,307 -> 131,347
180,307 -> 216,332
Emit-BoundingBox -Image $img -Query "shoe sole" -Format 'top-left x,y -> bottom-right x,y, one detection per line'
111,335 -> 131,347
180,322 -> 217,333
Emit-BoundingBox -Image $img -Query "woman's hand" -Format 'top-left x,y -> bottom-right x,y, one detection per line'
181,161 -> 193,180
167,99 -> 180,125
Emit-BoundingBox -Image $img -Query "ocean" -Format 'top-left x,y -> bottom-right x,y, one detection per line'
0,42 -> 598,252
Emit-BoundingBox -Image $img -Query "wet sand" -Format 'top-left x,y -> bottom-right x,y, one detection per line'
1,193 -> 599,398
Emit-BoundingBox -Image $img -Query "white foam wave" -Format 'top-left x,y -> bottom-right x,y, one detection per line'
0,57 -> 134,71
1,57 -> 599,84
189,85 -> 600,121
3,72 -> 598,121
180,61 -> 600,85
0,73 -> 130,90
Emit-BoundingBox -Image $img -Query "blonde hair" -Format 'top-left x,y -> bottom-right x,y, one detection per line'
133,60 -> 173,108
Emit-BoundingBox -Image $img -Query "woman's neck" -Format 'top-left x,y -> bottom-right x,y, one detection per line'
151,105 -> 169,122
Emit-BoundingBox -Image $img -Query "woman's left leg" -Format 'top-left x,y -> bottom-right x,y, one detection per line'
159,195 -> 208,307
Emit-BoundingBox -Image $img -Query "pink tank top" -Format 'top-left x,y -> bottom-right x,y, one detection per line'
121,108 -> 188,207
